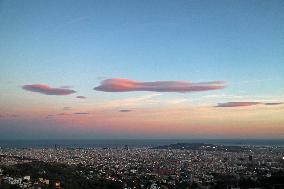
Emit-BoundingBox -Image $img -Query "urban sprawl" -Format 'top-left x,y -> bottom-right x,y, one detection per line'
0,143 -> 283,189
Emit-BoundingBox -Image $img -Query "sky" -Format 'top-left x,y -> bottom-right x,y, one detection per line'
0,0 -> 284,139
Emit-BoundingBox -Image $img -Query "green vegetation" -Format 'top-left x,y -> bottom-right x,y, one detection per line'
1,162 -> 123,189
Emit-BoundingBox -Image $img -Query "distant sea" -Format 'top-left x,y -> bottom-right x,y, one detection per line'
0,139 -> 284,149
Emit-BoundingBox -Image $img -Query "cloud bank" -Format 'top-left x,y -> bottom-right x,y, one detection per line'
22,84 -> 76,95
94,78 -> 226,93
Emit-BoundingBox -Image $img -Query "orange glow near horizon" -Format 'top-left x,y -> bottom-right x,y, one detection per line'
3,102 -> 283,138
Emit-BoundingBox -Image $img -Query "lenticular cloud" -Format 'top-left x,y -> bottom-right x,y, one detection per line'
22,84 -> 76,95
94,78 -> 226,93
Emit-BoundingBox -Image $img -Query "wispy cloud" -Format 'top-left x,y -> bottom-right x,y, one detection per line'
73,112 -> 90,115
46,113 -> 69,118
63,107 -> 71,110
46,112 -> 90,118
264,102 -> 283,106
216,102 -> 261,107
57,113 -> 69,116
216,102 -> 283,107
22,84 -> 76,95
119,109 -> 132,113
46,114 -> 54,119
76,96 -> 87,99
60,85 -> 73,89
9,114 -> 18,118
0,114 -> 19,118
94,78 -> 226,93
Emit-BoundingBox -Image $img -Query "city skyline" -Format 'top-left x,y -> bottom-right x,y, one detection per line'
0,0 -> 284,139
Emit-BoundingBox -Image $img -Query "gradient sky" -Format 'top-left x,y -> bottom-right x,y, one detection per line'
0,0 -> 284,139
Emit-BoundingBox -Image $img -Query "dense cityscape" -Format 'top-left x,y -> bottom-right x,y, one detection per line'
0,143 -> 284,189
1,1 -> 284,188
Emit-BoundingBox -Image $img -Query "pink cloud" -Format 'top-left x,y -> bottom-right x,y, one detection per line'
22,84 -> 76,95
216,102 -> 261,107
94,78 -> 226,93
76,96 -> 87,99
